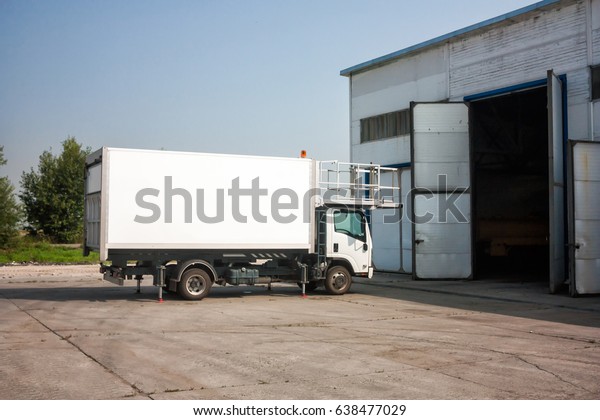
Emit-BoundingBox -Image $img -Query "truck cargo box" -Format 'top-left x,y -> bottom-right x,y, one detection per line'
85,147 -> 317,261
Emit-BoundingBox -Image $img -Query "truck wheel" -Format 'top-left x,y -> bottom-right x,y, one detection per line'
178,268 -> 212,301
324,266 -> 352,295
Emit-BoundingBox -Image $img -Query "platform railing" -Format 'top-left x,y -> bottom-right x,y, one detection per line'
318,161 -> 401,208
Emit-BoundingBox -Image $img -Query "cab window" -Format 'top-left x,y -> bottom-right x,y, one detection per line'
334,210 -> 366,242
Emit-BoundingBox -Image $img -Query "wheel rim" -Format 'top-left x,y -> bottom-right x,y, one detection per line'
186,275 -> 207,295
330,271 -> 349,290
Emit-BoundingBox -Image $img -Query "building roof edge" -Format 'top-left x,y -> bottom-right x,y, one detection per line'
340,0 -> 563,77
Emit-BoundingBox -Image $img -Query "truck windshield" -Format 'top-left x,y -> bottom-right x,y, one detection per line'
333,210 -> 366,242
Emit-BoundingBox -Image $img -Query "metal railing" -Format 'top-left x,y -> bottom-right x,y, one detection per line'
318,161 -> 401,208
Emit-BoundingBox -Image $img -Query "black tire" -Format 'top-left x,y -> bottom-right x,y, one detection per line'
297,281 -> 319,292
324,266 -> 352,295
177,268 -> 212,301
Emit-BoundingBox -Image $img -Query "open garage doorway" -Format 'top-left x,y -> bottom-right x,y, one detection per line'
470,86 -> 549,282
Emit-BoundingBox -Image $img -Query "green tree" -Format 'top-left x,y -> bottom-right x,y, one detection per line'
0,146 -> 21,247
20,137 -> 90,243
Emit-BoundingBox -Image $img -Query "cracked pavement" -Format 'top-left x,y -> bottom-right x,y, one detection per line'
0,265 -> 599,399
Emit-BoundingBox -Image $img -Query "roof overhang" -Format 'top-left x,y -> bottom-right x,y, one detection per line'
340,0 -> 564,77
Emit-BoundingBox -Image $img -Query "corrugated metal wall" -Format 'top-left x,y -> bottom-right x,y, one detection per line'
449,1 -> 587,99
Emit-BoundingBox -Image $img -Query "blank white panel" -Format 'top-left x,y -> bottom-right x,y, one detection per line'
416,254 -> 472,279
413,103 -> 469,133
414,223 -> 471,255
412,103 -> 471,279
104,148 -> 312,249
414,193 -> 470,224
413,162 -> 471,190
575,220 -> 600,260
572,141 -> 600,295
414,192 -> 471,279
575,260 -> 600,294
413,103 -> 470,192
573,180 -> 600,220
573,142 -> 600,181
413,132 -> 470,163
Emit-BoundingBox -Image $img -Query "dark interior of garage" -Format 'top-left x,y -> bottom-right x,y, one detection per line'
470,87 -> 549,281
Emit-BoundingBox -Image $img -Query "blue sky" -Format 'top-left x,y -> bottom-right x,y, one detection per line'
1,0 -> 537,188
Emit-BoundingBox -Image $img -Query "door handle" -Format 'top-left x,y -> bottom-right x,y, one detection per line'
334,243 -> 339,252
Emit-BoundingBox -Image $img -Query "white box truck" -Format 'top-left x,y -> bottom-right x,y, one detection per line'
84,147 -> 399,300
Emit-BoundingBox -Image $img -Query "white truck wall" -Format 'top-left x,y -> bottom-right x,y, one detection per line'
94,148 -> 315,260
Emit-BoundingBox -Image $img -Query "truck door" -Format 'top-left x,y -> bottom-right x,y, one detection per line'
411,102 -> 472,279
567,140 -> 600,295
329,209 -> 371,275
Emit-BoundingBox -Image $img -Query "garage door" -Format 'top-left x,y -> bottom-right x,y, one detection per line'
548,70 -> 566,293
568,140 -> 600,295
411,102 -> 472,279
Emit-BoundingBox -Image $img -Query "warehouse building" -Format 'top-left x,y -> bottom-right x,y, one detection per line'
340,0 -> 600,295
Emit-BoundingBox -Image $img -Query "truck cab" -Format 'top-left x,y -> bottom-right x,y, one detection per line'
327,208 -> 372,278
303,206 -> 374,295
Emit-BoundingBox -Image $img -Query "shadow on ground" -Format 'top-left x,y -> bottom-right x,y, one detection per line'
1,275 -> 599,330
354,274 -> 600,329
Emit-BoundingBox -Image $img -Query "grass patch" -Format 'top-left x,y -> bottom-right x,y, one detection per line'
0,236 -> 99,265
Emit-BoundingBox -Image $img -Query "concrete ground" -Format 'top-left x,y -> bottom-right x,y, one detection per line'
0,265 -> 599,400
